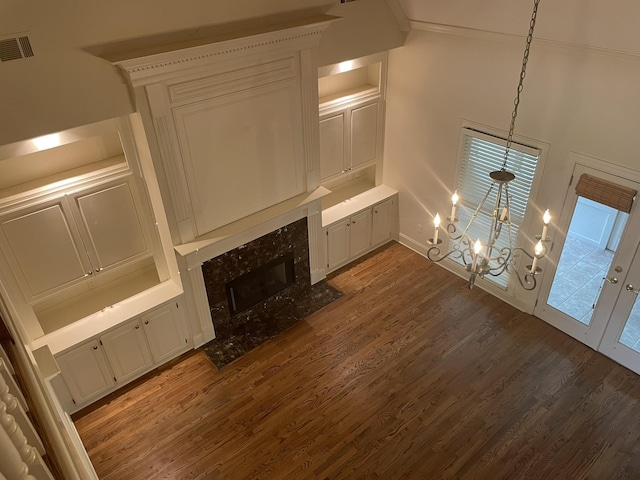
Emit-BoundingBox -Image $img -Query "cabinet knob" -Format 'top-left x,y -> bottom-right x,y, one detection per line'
352,220 -> 356,224
374,210 -> 378,214
144,320 -> 149,325
135,325 -> 140,329
93,345 -> 98,350
86,271 -> 93,276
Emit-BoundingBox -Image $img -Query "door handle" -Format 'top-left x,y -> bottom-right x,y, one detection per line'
604,276 -> 619,284
626,284 -> 640,294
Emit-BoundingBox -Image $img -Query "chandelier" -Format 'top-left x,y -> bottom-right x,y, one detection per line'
427,0 -> 549,290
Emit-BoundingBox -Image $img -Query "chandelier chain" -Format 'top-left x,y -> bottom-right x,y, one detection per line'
502,0 -> 541,170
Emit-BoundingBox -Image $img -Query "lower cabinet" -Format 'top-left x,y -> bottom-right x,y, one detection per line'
55,340 -> 115,406
55,300 -> 189,410
325,196 -> 396,272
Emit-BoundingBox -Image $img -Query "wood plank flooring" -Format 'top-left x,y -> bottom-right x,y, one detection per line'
74,242 -> 640,479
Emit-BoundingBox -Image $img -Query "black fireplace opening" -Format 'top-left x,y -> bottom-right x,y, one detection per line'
225,252 -> 296,316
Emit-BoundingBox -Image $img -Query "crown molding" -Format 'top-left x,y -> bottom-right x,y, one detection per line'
110,15 -> 339,87
410,20 -> 640,63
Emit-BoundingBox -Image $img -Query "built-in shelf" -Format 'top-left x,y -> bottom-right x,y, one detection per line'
30,278 -> 182,355
322,184 -> 398,227
0,156 -> 128,206
318,55 -> 383,109
35,263 -> 160,335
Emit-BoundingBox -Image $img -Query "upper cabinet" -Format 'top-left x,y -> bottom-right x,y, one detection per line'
318,53 -> 387,184
0,176 -> 152,302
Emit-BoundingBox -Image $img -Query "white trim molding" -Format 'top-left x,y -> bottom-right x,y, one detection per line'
410,21 -> 640,63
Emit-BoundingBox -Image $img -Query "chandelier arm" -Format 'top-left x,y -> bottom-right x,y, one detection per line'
514,269 -> 538,291
426,245 -> 465,264
457,183 -> 497,243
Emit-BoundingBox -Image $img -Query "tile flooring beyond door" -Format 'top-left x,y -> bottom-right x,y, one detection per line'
547,233 -> 640,351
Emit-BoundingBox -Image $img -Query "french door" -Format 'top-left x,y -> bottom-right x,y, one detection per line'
535,160 -> 640,374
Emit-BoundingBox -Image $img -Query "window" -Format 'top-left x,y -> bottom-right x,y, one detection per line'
454,127 -> 541,288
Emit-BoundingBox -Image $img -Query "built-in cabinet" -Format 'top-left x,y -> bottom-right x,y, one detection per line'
319,54 -> 397,273
0,116 -> 188,416
318,54 -> 386,183
55,300 -> 188,410
0,175 -> 151,302
319,98 -> 383,181
324,187 -> 397,273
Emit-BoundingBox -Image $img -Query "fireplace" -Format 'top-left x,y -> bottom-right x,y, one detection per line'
200,217 -> 341,367
226,252 -> 295,315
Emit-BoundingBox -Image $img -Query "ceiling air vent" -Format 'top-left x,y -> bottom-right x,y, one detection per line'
0,36 -> 34,62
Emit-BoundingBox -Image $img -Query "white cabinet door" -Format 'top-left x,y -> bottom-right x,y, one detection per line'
100,320 -> 153,383
350,209 -> 372,258
319,111 -> 347,180
327,219 -> 351,270
350,100 -> 380,169
56,340 -> 114,406
371,198 -> 393,246
0,197 -> 92,299
142,302 -> 189,364
72,179 -> 149,274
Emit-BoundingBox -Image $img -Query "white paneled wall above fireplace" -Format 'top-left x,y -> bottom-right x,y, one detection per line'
110,15 -> 338,245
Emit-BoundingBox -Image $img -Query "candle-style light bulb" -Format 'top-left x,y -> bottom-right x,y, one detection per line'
472,238 -> 482,271
433,213 -> 441,244
541,209 -> 551,241
500,206 -> 508,222
530,239 -> 544,273
450,191 -> 459,221
474,238 -> 482,255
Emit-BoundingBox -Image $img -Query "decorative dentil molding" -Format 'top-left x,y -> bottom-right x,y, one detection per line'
111,15 -> 339,87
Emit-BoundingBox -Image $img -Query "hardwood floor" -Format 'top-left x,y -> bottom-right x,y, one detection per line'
74,242 -> 640,479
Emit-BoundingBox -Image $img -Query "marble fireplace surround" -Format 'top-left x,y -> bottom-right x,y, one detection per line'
174,187 -> 329,348
202,218 -> 311,347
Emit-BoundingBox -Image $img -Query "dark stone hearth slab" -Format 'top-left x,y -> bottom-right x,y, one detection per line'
200,281 -> 341,369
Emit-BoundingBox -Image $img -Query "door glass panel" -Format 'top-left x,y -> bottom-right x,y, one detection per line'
619,296 -> 640,352
547,197 -> 627,325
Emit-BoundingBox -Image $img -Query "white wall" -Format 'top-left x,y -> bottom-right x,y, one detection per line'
383,27 -> 640,303
0,0 -> 404,147
399,0 -> 640,55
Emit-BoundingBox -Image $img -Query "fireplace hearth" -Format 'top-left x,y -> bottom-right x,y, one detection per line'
200,218 -> 341,368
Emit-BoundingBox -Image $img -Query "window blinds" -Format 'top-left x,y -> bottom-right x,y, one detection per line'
454,128 -> 541,288
575,174 -> 636,213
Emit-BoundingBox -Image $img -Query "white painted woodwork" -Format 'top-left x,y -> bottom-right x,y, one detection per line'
0,373 -> 44,457
55,340 -> 114,406
72,180 -> 149,271
323,186 -> 398,274
0,419 -> 33,480
53,299 -> 190,411
100,320 -> 153,383
173,80 -> 305,234
319,99 -> 383,182
322,184 -> 398,227
112,16 -> 336,245
371,198 -> 394,246
141,302 -> 188,364
0,198 -> 92,299
327,219 -> 350,270
350,100 -> 380,169
349,209 -> 372,258
319,112 -> 346,179
318,54 -> 386,183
